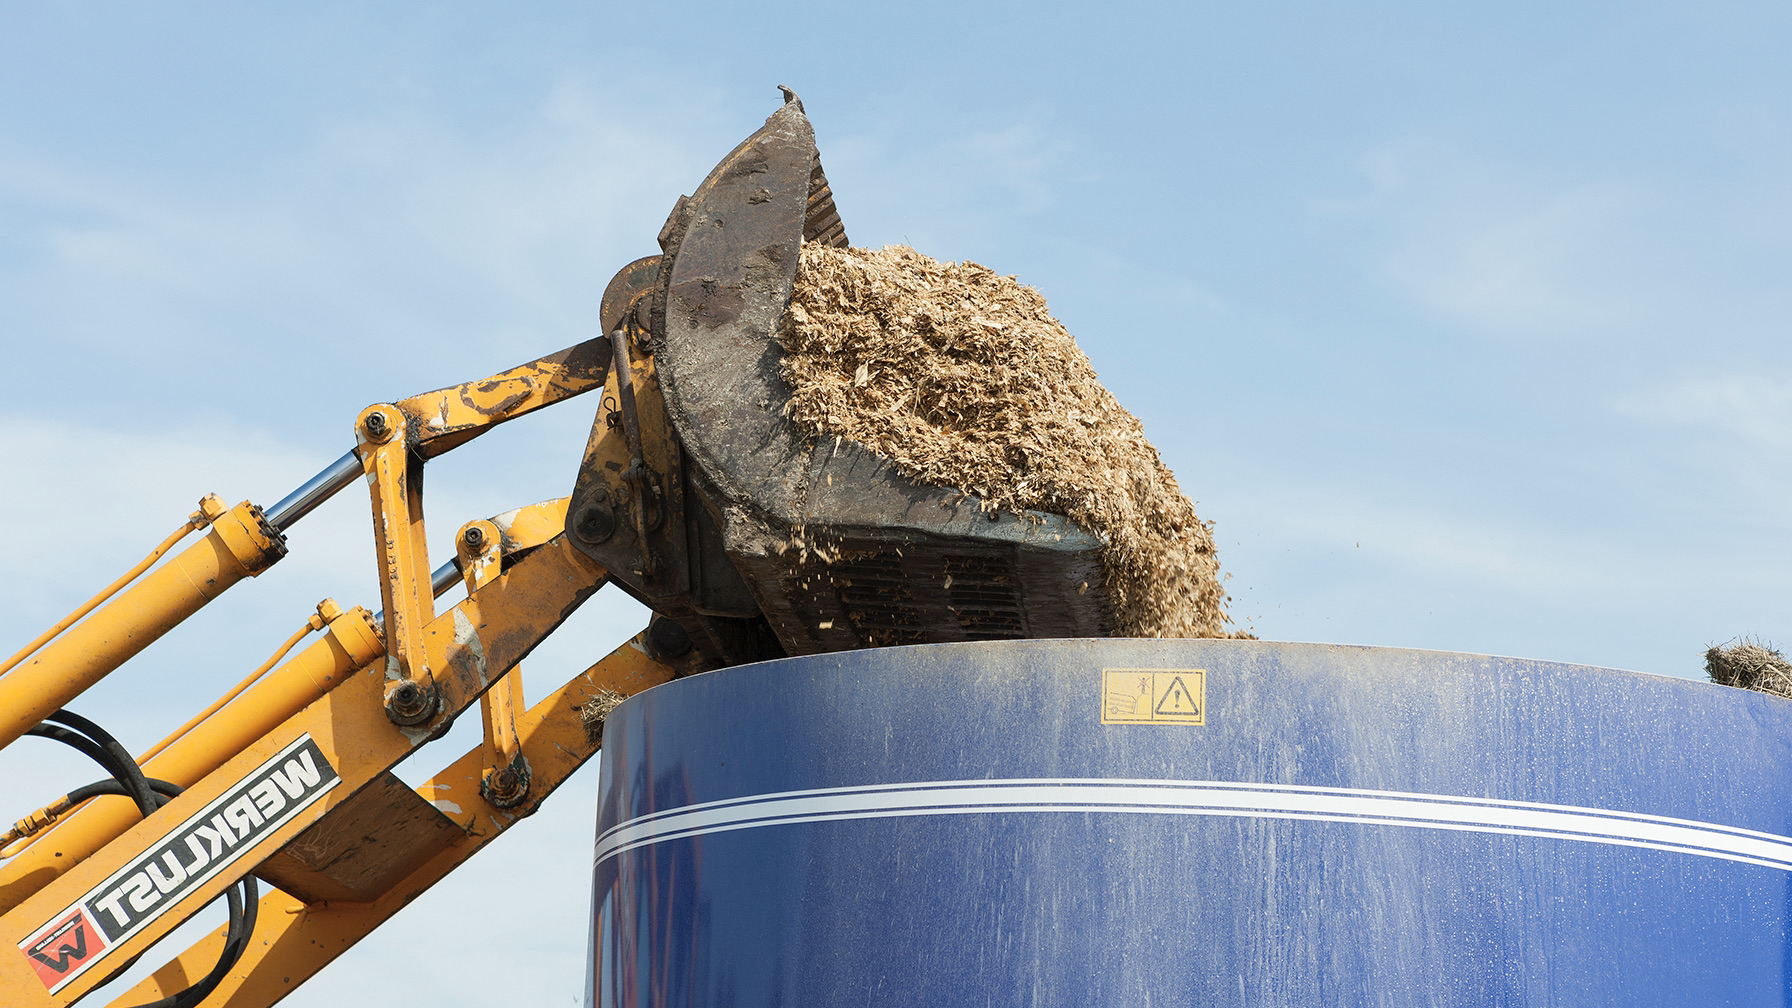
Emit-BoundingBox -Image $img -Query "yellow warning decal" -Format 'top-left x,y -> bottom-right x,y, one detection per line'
1101,668 -> 1205,725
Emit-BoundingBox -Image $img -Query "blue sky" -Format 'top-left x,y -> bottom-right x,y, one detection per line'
3,2 -> 1790,1003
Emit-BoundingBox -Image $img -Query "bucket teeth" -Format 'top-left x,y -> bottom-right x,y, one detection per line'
805,158 -> 849,248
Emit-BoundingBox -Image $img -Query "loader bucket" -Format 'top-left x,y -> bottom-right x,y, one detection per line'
646,96 -> 1114,657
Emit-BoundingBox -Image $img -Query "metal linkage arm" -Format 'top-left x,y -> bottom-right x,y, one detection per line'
351,340 -> 610,732
389,338 -> 612,461
456,498 -> 576,811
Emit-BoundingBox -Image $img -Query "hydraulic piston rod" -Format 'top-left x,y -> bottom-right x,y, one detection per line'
264,450 -> 363,532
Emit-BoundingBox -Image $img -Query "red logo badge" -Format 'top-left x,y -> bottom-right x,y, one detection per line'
23,908 -> 107,989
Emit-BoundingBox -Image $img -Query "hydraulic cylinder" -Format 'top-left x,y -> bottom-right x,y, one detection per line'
0,501 -> 285,753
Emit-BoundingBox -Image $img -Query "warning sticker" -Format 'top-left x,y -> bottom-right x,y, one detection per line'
1101,668 -> 1205,725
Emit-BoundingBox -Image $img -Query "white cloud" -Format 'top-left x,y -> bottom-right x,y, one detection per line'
303,79 -> 717,337
826,103 -> 1088,250
1313,140 -> 1658,341
1617,373 -> 1792,449
949,107 -> 1082,216
0,76 -> 733,410
0,151 -> 337,354
1242,482 -> 1629,599
1384,184 -> 1643,339
0,416 -> 340,617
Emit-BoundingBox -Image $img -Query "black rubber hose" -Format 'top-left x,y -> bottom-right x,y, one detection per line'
22,724 -> 160,818
134,874 -> 259,1008
28,710 -> 161,818
62,778 -> 183,806
45,710 -> 161,815
24,711 -> 260,1007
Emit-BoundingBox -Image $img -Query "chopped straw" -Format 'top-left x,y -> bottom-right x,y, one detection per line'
778,243 -> 1236,639
1707,638 -> 1792,699
577,689 -> 627,748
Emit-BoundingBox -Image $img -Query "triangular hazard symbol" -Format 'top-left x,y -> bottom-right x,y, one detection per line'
1155,676 -> 1200,717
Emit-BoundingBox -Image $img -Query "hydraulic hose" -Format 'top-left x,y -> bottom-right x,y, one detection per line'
21,709 -> 259,1008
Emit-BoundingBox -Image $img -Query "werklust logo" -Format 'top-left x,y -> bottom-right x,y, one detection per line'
19,734 -> 339,992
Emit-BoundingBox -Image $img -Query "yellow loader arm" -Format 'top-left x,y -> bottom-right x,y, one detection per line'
0,335 -> 676,1006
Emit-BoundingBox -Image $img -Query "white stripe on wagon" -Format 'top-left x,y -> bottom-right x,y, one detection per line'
594,778 -> 1792,871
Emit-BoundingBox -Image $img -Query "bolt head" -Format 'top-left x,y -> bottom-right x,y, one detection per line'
481,758 -> 531,808
573,502 -> 616,544
384,679 -> 437,726
360,410 -> 396,441
462,525 -> 485,549
649,615 -> 693,658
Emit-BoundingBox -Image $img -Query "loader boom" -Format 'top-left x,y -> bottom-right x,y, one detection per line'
0,331 -> 679,1004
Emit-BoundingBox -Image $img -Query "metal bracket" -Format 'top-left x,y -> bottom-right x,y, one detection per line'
458,517 -> 530,808
356,341 -> 609,729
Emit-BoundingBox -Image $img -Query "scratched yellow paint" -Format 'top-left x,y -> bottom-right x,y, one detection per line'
1100,668 -> 1205,725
